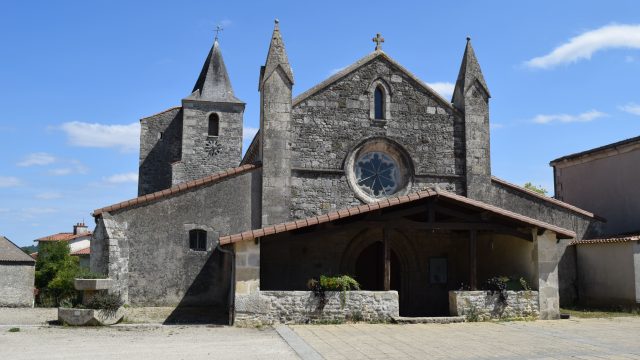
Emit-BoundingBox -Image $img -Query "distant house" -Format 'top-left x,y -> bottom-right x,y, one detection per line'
551,136 -> 640,307
35,222 -> 92,268
0,235 -> 36,307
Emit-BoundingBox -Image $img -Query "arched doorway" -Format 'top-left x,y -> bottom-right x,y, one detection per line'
354,241 -> 401,292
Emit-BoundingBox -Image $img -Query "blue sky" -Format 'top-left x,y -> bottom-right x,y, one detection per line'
1,0 -> 639,247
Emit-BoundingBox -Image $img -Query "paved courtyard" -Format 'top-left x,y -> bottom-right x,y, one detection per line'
1,309 -> 640,359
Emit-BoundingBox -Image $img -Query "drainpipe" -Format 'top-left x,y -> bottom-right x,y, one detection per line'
216,242 -> 235,326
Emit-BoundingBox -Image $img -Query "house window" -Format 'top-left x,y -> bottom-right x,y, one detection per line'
374,86 -> 384,119
189,229 -> 207,251
208,113 -> 219,137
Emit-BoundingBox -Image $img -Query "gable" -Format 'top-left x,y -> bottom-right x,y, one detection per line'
293,52 -> 454,110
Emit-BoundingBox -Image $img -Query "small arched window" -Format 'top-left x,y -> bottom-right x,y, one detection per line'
208,113 -> 219,137
374,87 -> 384,119
189,229 -> 207,251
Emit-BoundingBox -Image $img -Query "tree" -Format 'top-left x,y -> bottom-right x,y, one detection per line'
523,182 -> 548,196
35,241 -> 81,306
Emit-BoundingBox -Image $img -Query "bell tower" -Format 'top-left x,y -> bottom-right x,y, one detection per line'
171,36 -> 245,185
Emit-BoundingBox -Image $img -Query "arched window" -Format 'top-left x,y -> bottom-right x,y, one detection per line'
374,86 -> 384,120
208,113 -> 219,137
189,229 -> 207,251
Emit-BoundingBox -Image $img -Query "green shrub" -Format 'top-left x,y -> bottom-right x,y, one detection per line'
308,275 -> 360,308
8,327 -> 20,333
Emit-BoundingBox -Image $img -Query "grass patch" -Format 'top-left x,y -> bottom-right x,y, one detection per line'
561,306 -> 640,319
8,327 -> 20,332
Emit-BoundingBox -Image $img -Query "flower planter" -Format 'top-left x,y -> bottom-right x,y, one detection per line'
58,307 -> 124,326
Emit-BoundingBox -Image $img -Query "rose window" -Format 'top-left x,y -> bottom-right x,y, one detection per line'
355,152 -> 400,198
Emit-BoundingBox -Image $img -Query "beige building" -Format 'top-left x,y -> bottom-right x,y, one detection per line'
552,136 -> 640,307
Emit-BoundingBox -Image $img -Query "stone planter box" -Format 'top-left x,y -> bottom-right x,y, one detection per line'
235,290 -> 399,326
74,278 -> 112,291
58,307 -> 124,326
449,290 -> 539,321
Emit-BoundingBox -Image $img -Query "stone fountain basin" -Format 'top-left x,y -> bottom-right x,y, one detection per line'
58,307 -> 124,326
74,278 -> 112,291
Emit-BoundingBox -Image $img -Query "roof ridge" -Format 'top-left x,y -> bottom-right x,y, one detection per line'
550,134 -> 640,165
219,187 -> 575,245
490,176 -> 600,220
93,163 -> 261,216
140,106 -> 181,121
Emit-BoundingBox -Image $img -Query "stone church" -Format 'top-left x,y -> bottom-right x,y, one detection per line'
91,21 -> 601,324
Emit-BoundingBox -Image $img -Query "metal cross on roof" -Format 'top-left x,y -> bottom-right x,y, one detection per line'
214,25 -> 224,41
372,33 -> 384,51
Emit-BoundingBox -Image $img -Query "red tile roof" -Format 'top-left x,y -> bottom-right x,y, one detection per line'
219,187 -> 576,245
71,247 -> 90,255
36,232 -> 92,242
570,233 -> 640,245
491,176 -> 601,219
93,163 -> 261,216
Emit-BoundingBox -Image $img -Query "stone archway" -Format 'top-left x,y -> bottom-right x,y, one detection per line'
340,228 -> 419,316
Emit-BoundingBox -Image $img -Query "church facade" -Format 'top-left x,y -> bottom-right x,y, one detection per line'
91,21 -> 601,324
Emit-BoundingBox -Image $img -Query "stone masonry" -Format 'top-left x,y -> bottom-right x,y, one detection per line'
449,290 -> 539,321
0,263 -> 35,307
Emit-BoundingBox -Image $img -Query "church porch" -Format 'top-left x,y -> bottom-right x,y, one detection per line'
222,189 -> 573,325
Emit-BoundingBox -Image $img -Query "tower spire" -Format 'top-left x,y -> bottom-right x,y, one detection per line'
188,34 -> 242,103
260,19 -> 294,90
452,37 -> 490,108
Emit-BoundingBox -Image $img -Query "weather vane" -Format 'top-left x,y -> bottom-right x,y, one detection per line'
214,25 -> 224,41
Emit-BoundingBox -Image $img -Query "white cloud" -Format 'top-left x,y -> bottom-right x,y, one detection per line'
620,103 -> 640,116
532,110 -> 607,124
0,208 -> 9,213
48,160 -> 88,176
243,127 -> 259,143
329,66 -> 346,76
490,123 -> 505,130
35,192 -> 63,200
525,24 -> 640,69
427,82 -> 455,99
0,176 -> 21,188
23,207 -> 58,215
625,55 -> 636,63
104,172 -> 138,184
61,121 -> 140,152
17,152 -> 56,167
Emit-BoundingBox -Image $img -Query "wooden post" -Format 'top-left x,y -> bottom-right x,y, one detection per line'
383,228 -> 391,291
469,230 -> 477,290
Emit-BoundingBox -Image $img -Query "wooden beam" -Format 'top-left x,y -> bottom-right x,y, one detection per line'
469,230 -> 477,290
383,228 -> 391,291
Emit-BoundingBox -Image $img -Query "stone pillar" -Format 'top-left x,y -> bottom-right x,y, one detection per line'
633,242 -> 640,304
534,229 -> 560,319
233,240 -> 265,325
91,214 -> 129,304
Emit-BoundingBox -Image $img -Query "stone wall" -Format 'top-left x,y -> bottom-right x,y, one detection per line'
236,290 -> 399,325
172,100 -> 244,186
92,168 -> 260,307
289,56 -> 465,218
138,107 -> 183,196
449,290 -> 539,320
0,263 -> 34,307
481,180 -> 601,306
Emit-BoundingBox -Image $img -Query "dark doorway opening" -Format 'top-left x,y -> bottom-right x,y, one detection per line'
354,241 -> 400,292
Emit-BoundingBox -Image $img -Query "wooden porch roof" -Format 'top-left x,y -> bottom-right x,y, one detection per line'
219,188 -> 576,245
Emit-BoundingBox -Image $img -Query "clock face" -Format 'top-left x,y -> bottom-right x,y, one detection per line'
354,152 -> 400,198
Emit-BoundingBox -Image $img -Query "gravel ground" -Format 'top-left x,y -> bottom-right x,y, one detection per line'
0,325 -> 298,360
0,308 -> 57,325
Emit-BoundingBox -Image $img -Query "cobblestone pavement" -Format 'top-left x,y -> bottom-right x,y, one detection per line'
0,325 -> 298,360
291,317 -> 640,359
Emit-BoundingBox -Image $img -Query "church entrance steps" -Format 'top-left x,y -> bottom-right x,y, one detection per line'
392,316 -> 465,324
